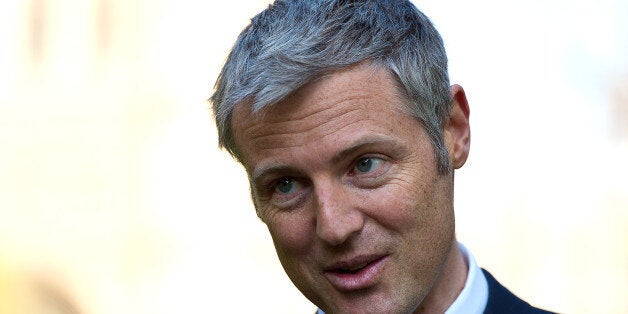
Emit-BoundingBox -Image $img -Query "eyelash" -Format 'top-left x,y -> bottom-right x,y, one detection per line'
262,177 -> 309,209
350,156 -> 386,175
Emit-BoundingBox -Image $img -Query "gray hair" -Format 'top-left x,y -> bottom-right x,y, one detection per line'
211,0 -> 452,174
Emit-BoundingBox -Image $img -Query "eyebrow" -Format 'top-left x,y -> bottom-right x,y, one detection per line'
250,134 -> 402,185
330,135 -> 400,164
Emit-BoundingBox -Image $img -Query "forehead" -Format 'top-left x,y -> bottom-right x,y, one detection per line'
230,64 -> 416,169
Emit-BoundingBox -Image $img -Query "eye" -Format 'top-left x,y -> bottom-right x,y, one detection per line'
275,177 -> 298,194
266,177 -> 309,209
354,157 -> 384,174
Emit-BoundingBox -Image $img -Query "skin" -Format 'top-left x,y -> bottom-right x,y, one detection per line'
231,63 -> 471,313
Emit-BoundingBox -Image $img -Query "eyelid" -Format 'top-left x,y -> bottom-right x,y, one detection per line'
357,157 -> 384,172
266,176 -> 310,209
260,176 -> 291,196
350,155 -> 387,174
272,177 -> 298,193
346,156 -> 392,188
255,173 -> 295,193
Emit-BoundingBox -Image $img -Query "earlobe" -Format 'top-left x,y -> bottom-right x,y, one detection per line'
446,84 -> 471,169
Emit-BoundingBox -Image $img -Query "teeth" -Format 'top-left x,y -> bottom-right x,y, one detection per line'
342,262 -> 368,272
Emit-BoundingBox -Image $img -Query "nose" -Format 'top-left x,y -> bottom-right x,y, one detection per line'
314,180 -> 365,246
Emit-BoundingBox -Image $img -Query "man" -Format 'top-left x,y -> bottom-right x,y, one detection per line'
210,0 -> 553,313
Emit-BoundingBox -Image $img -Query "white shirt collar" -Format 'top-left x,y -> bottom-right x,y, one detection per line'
316,242 -> 488,314
444,242 -> 489,314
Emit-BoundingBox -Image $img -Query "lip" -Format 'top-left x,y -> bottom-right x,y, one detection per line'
323,255 -> 388,291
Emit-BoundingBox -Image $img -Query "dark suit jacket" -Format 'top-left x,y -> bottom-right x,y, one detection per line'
483,269 -> 555,314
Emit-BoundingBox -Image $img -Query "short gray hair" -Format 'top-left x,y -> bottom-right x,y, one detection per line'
210,0 -> 452,174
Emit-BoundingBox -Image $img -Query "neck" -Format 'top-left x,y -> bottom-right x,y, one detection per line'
413,240 -> 468,313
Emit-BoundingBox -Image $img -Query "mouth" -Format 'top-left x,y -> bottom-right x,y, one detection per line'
338,262 -> 370,273
324,255 -> 388,291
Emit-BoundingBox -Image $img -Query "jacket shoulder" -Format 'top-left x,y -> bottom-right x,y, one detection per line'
482,269 -> 556,314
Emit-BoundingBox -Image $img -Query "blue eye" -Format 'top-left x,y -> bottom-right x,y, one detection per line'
275,178 -> 297,194
355,157 -> 383,174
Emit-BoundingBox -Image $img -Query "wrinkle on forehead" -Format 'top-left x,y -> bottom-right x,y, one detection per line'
231,63 -> 410,167
241,107 -> 368,151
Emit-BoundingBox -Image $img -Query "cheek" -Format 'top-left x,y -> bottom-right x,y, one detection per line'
357,184 -> 423,231
359,173 -> 453,236
267,212 -> 315,257
365,170 -> 433,225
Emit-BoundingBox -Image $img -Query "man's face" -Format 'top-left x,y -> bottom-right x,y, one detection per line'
231,64 -> 460,313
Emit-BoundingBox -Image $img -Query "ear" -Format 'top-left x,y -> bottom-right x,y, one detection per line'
445,84 -> 471,169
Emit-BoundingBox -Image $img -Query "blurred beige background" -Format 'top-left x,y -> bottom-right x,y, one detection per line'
0,0 -> 626,313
